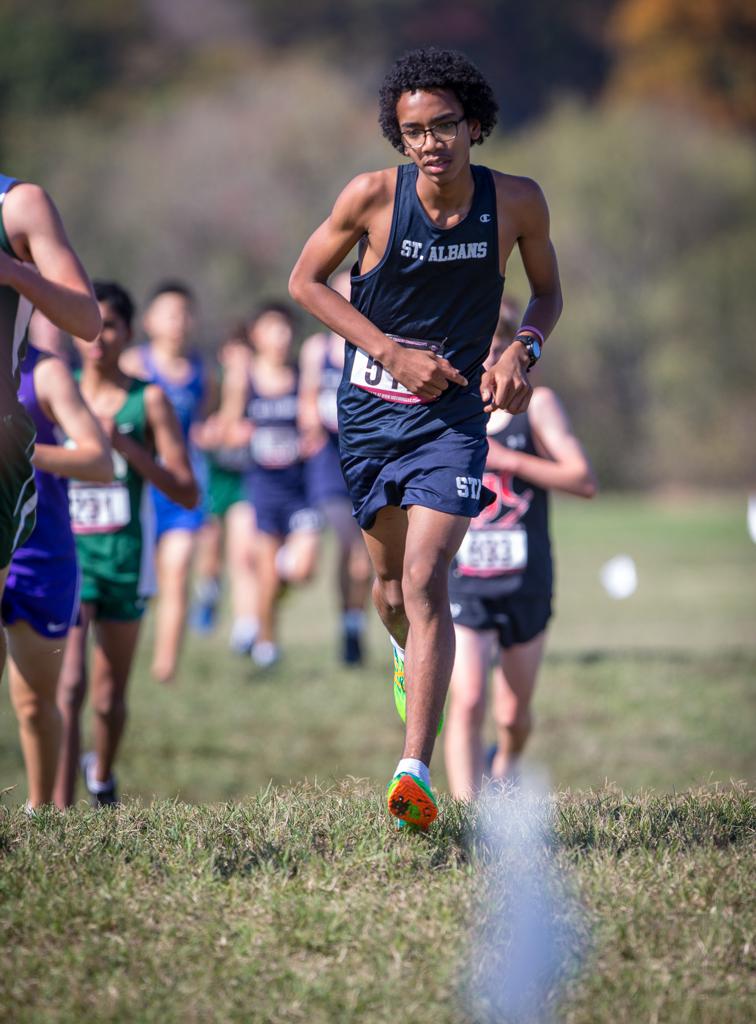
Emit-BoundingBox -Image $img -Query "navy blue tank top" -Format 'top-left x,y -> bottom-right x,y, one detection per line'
247,372 -> 302,471
340,163 -> 504,456
448,410 -> 552,598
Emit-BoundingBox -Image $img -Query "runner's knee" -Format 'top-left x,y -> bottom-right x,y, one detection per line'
402,555 -> 447,609
373,576 -> 404,616
58,672 -> 87,714
497,706 -> 532,751
449,684 -> 486,729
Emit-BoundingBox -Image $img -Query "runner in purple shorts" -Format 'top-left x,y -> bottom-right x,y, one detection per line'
2,333 -> 110,809
0,172 -> 101,683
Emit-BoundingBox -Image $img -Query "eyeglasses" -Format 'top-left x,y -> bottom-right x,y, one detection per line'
401,117 -> 466,150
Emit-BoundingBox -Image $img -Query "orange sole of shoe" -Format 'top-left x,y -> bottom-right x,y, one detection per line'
387,775 -> 438,830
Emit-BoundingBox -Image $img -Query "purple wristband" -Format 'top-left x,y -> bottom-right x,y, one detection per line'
516,325 -> 545,345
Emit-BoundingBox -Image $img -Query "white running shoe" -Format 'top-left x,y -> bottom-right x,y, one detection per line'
251,641 -> 280,669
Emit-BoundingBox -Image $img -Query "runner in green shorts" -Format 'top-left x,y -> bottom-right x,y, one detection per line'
55,280 -> 198,808
0,171 -> 100,680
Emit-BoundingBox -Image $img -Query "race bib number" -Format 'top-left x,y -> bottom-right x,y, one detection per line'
349,334 -> 445,405
70,483 -> 131,535
252,426 -> 300,469
456,527 -> 528,578
317,390 -> 339,433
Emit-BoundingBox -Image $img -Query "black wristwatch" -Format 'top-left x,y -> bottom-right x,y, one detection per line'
514,332 -> 542,370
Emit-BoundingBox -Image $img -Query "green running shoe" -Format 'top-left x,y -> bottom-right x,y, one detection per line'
389,638 -> 444,734
387,772 -> 438,830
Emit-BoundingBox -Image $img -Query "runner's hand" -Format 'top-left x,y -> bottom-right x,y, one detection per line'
481,343 -> 532,414
385,347 -> 467,400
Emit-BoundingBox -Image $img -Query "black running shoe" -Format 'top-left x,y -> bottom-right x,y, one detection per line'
342,629 -> 363,665
81,751 -> 119,807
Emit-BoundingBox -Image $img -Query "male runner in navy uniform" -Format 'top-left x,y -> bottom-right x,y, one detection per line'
289,48 -> 562,828
0,173 -> 101,680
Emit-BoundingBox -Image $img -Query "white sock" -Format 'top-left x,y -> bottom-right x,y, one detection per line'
343,609 -> 365,634
395,758 -> 430,788
390,635 -> 405,660
87,758 -> 113,794
230,616 -> 258,645
195,577 -> 220,604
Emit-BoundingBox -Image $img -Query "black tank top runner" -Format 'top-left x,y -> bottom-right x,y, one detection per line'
246,373 -> 302,471
448,409 -> 552,599
340,163 -> 504,457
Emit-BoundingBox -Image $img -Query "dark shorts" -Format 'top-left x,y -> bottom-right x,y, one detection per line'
248,464 -> 322,538
254,500 -> 322,538
79,573 -> 148,622
450,590 -> 552,649
340,429 -> 494,531
2,562 -> 80,639
0,411 -> 37,569
305,434 -> 348,507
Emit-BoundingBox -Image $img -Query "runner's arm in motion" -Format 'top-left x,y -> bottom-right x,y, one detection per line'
0,184 -> 100,340
486,388 -> 596,498
483,178 -> 563,414
113,384 -> 199,509
31,357 -> 113,483
289,173 -> 466,400
298,333 -> 328,455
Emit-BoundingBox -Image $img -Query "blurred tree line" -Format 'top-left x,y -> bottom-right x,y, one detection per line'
1,0 -> 754,488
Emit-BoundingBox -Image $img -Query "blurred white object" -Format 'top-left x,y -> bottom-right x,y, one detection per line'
748,494 -> 756,544
600,554 -> 638,599
469,774 -> 583,1023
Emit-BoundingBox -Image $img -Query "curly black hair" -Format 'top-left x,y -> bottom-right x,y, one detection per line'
378,47 -> 498,152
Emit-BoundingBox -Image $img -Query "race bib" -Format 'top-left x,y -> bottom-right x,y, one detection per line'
349,334 -> 446,405
252,426 -> 300,469
70,483 -> 131,535
456,527 -> 528,578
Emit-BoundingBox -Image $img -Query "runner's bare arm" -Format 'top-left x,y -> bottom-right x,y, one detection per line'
487,389 -> 596,497
289,173 -> 466,400
298,333 -> 328,452
31,357 -> 113,483
116,385 -> 199,508
0,184 -> 101,340
482,178 -> 563,415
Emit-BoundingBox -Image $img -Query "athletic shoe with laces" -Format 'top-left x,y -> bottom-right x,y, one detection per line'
81,751 -> 119,807
387,772 -> 438,830
390,638 -> 444,734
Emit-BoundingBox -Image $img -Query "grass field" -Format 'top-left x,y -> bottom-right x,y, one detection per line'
1,493 -> 754,1022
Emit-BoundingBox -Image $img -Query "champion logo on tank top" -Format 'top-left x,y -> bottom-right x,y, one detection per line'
341,163 -> 504,457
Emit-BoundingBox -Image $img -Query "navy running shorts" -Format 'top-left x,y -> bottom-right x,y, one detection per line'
450,590 -> 552,649
340,428 -> 494,531
305,433 -> 348,507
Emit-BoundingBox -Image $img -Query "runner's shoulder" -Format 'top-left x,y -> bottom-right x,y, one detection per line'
334,168 -> 398,223
490,170 -> 545,208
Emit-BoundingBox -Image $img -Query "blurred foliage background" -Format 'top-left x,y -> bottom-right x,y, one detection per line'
2,0 -> 755,488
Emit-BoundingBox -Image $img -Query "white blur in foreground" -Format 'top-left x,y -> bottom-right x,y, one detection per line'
600,554 -> 638,599
748,494 -> 756,544
467,773 -> 586,1024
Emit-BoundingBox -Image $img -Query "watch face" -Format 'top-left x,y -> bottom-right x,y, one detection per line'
531,339 -> 541,360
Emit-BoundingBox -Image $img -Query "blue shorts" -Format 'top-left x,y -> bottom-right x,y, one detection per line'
2,560 -> 80,639
305,433 -> 348,507
152,488 -> 205,542
340,428 -> 494,530
248,465 -> 322,538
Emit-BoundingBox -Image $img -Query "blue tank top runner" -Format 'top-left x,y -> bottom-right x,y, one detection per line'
139,345 -> 205,438
340,162 -> 504,457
